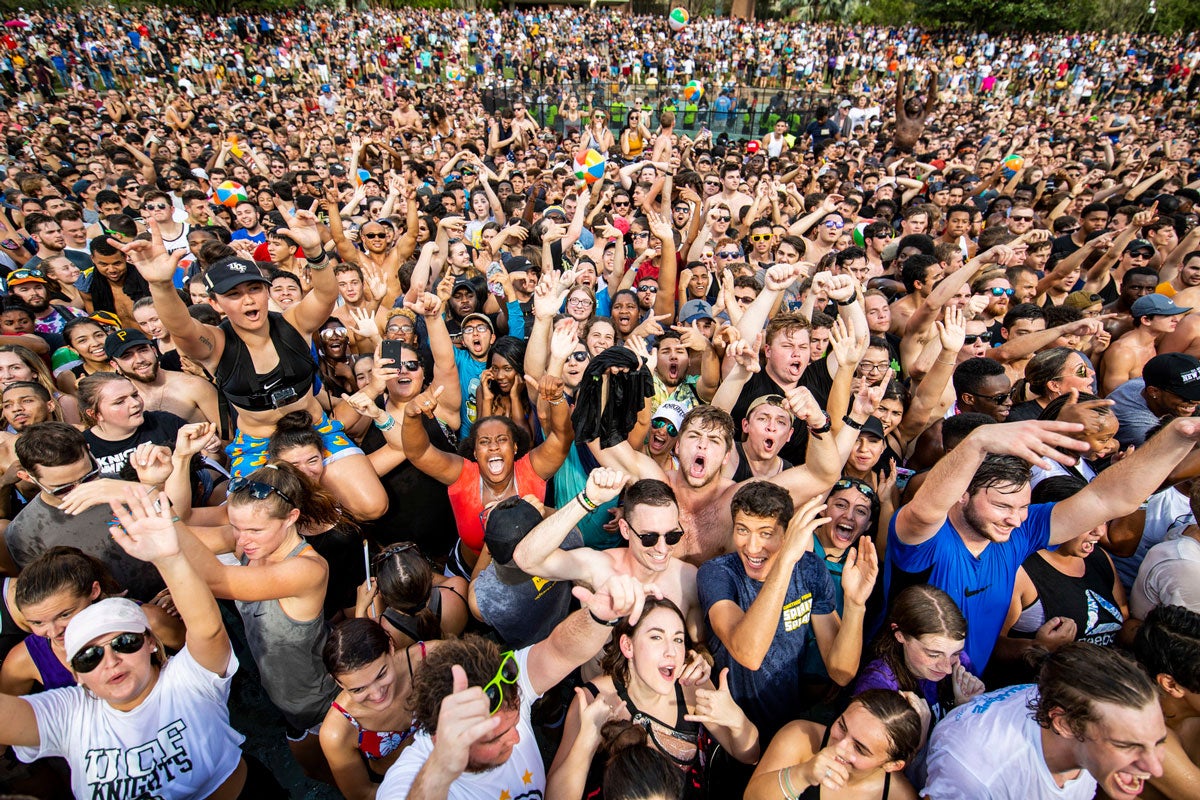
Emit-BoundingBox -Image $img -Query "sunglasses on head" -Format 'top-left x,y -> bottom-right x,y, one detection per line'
228,477 -> 295,507
71,631 -> 146,674
833,477 -> 877,500
651,417 -> 678,437
626,518 -> 685,548
372,541 -> 419,566
483,651 -> 520,715
987,287 -> 1015,297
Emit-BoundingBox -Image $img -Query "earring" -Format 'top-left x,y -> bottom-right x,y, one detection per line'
151,647 -> 158,653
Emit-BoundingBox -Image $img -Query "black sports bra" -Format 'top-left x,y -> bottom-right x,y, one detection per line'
214,311 -> 315,411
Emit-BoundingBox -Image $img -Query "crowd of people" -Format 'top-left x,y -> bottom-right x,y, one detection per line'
1,4 -> 1200,800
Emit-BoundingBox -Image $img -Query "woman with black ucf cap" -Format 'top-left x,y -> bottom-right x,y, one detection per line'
112,210 -> 388,520
0,486 -> 284,799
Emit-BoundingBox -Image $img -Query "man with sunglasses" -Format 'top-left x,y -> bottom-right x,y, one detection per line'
379,573 -> 661,800
4,421 -> 166,601
514,470 -> 708,648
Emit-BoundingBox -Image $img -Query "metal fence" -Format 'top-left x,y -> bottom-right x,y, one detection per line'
479,81 -> 828,140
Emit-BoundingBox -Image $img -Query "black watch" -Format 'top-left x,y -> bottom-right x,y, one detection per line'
843,415 -> 866,431
808,413 -> 832,436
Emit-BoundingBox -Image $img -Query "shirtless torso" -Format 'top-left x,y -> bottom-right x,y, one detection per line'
665,470 -> 736,566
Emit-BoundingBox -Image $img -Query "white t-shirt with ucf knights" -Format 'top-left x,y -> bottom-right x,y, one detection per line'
15,646 -> 244,800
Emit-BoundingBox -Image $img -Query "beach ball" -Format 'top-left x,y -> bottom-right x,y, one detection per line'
215,180 -> 247,208
683,80 -> 703,103
356,169 -> 371,186
445,64 -> 462,82
252,74 -> 264,86
668,7 -> 689,31
573,148 -> 606,185
1002,153 -> 1025,178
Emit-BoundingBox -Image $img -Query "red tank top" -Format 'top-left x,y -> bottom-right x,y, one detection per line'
447,454 -> 546,553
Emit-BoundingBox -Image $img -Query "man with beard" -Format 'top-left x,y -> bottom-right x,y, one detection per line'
5,268 -> 85,336
105,329 -> 219,425
1,381 -> 59,432
886,416 -> 1200,671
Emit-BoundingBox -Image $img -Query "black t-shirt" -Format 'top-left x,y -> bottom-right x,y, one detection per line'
304,522 -> 365,621
85,410 -> 186,478
731,369 -> 815,466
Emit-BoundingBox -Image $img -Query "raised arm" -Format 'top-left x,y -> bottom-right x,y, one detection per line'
108,487 -> 232,675
281,210 -> 340,336
400,385 -> 465,485
117,218 -> 225,366
1053,417 -> 1200,545
528,374 -> 575,480
894,421 -> 1089,545
512,468 -> 629,585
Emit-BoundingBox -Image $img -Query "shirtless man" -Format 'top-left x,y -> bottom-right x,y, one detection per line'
1100,294 -> 1190,396
584,395 -> 862,565
105,328 -> 220,426
513,469 -> 708,660
330,263 -> 381,354
894,65 -> 938,154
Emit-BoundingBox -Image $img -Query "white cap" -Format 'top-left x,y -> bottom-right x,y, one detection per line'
64,598 -> 149,664
652,401 -> 687,432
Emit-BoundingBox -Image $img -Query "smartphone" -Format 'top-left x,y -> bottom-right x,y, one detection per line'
362,539 -> 372,581
894,467 -> 916,492
380,339 -> 405,365
487,262 -> 505,296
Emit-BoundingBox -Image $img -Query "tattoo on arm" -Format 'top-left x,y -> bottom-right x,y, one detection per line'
198,335 -> 215,356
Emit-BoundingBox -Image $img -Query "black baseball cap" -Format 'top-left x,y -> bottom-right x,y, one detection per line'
202,257 -> 271,295
1144,353 -> 1200,402
858,416 -> 886,440
484,498 -> 544,566
104,328 -> 154,359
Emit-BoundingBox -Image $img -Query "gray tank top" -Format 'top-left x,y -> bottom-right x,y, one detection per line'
236,540 -> 338,730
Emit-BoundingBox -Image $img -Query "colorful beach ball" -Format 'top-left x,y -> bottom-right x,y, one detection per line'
356,169 -> 371,186
445,64 -> 463,82
573,148 -> 606,185
252,75 -> 264,87
1002,153 -> 1025,178
668,7 -> 689,32
683,80 -> 703,103
215,180 -> 247,208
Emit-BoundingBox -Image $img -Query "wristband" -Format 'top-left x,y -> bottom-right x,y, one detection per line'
589,610 -> 621,627
306,253 -> 330,270
374,414 -> 396,431
834,296 -> 858,306
807,413 -> 832,436
577,491 -> 598,511
843,414 -> 866,431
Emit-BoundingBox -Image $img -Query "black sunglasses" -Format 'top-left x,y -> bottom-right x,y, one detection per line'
833,477 -> 877,501
483,651 -> 520,715
962,334 -> 984,345
625,519 -> 685,547
396,360 -> 422,371
972,390 -> 1013,405
568,351 -> 589,362
228,477 -> 295,507
33,457 -> 100,497
71,631 -> 146,673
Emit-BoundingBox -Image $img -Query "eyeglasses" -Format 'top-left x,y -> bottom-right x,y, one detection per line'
386,324 -> 415,335
717,250 -> 741,259
568,351 -> 589,363
70,631 -> 147,674
986,287 -> 1015,297
858,361 -> 892,375
972,390 -> 1013,405
750,233 -> 773,242
144,203 -> 169,211
625,519 -> 685,548
962,334 -> 984,345
651,417 -> 678,437
832,477 -> 877,501
462,324 -> 491,335
320,327 -> 348,338
567,297 -> 593,307
483,651 -> 520,715
637,285 -> 658,293
30,458 -> 100,497
228,477 -> 295,507
363,232 -> 388,239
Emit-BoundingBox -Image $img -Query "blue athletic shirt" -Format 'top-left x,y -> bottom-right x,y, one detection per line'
884,503 -> 1054,671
